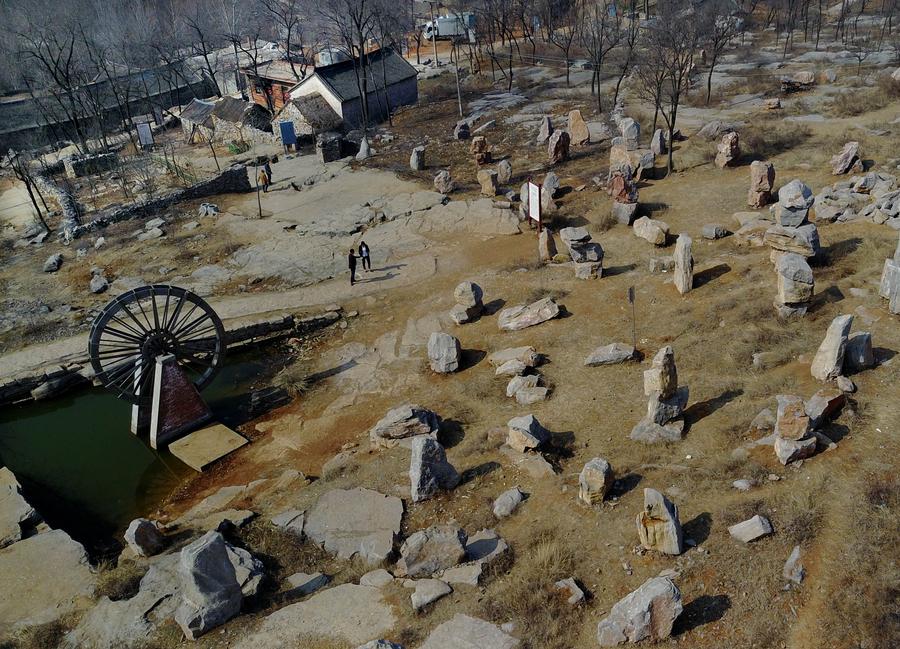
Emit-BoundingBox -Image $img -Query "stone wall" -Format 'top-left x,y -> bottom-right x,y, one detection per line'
71,165 -> 252,238
33,172 -> 83,241
63,152 -> 119,178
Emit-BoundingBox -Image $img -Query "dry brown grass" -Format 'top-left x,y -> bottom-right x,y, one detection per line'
827,74 -> 900,117
95,559 -> 148,601
478,530 -> 580,649
741,120 -> 813,159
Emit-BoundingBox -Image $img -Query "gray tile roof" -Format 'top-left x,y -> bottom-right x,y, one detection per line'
305,48 -> 417,103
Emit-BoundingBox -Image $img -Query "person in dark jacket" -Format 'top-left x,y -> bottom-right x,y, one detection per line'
263,160 -> 273,182
348,248 -> 358,285
358,240 -> 371,271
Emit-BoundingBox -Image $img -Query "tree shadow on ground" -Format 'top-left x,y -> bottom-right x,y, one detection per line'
459,348 -> 487,372
483,298 -> 506,315
440,419 -> 465,448
605,263 -> 637,277
683,388 -> 743,426
683,512 -> 713,545
673,594 -> 731,635
608,472 -> 643,498
693,263 -> 731,289
459,461 -> 501,485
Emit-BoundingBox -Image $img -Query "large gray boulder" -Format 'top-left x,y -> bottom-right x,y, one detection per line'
411,578 -> 452,610
506,414 -> 551,452
810,314 -> 853,381
492,487 -> 525,518
409,437 -> 460,503
174,531 -> 243,640
43,253 -> 63,273
498,297 -> 560,331
636,488 -> 683,555
410,146 -> 425,171
728,514 -> 773,542
304,488 -> 403,564
830,141 -> 862,175
488,346 -> 539,368
775,253 -> 814,306
124,518 -> 164,557
633,216 -> 669,246
428,332 -> 461,373
0,467 -> 40,549
397,525 -> 467,578
596,577 -> 683,645
765,223 -> 820,257
369,404 -> 440,447
844,331 -> 874,372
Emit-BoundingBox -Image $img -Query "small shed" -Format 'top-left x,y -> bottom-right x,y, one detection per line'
179,99 -> 216,143
288,48 -> 418,129
209,97 -> 274,144
272,94 -> 343,143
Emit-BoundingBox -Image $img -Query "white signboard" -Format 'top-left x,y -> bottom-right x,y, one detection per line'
527,182 -> 541,223
136,122 -> 154,147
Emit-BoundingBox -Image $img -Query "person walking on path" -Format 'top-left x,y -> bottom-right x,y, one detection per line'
258,166 -> 270,193
348,248 -> 358,285
264,160 -> 273,183
358,240 -> 371,271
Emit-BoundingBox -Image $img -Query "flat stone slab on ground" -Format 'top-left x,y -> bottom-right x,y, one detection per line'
169,423 -> 248,472
233,583 -> 396,649
418,613 -> 519,649
304,488 -> 403,564
0,529 -> 97,633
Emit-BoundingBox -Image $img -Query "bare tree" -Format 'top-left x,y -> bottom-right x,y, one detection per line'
539,0 -> 580,86
634,0 -> 700,174
183,0 -> 225,97
2,149 -> 51,234
579,0 -> 623,112
262,0 -> 306,81
700,0 -> 741,105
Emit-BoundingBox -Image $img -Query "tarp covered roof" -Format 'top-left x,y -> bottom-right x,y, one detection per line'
179,98 -> 216,126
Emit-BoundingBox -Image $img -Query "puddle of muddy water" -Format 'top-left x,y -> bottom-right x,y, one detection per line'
0,349 -> 288,554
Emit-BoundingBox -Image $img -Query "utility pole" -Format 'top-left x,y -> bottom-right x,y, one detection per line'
428,1 -> 440,67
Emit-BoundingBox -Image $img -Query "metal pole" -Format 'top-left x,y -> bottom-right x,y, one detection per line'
255,168 -> 262,219
429,2 -> 440,67
454,42 -> 463,117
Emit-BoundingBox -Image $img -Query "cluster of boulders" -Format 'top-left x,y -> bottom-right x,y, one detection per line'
490,346 -> 549,404
880,232 -> 900,314
609,115 -> 656,181
770,391 -> 844,465
814,170 -> 899,225
449,280 -> 485,324
559,226 -> 604,279
630,346 -> 689,443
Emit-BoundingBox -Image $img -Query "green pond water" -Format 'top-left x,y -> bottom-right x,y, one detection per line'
0,350 -> 286,553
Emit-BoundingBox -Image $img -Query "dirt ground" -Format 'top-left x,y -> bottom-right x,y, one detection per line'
4,27 -> 900,649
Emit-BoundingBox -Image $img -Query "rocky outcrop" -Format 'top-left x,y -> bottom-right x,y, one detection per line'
0,468 -> 40,549
419,613 -> 519,649
397,525 -> 466,578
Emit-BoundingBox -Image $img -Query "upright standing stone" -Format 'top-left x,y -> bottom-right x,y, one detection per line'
538,229 -> 558,262
644,347 -> 677,399
830,141 -> 862,175
410,146 -> 425,171
409,438 -> 460,503
810,314 -> 853,381
578,458 -> 613,505
568,109 -> 590,145
748,160 -> 775,208
774,252 -> 814,317
636,488 -> 683,555
775,179 -> 814,227
477,169 -> 499,196
497,159 -> 512,185
434,170 -> 454,194
537,115 -> 553,144
453,120 -> 470,140
547,130 -> 570,164
620,117 -> 640,150
673,234 -> 693,295
650,129 -> 666,155
844,331 -> 874,372
427,332 -> 461,373
715,131 -> 740,168
175,531 -> 242,640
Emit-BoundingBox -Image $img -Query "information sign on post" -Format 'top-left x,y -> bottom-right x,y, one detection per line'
136,122 -> 154,149
527,181 -> 542,232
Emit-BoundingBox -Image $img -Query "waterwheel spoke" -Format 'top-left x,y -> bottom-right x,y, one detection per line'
168,302 -> 201,338
172,312 -> 213,339
108,314 -> 146,340
120,303 -> 150,335
163,290 -> 188,332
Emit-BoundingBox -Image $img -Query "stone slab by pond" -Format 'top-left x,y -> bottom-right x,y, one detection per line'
233,583 -> 396,649
0,529 -> 96,633
304,488 -> 404,564
169,423 -> 248,472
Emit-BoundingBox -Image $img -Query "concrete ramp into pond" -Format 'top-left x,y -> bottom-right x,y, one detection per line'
169,422 -> 248,471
